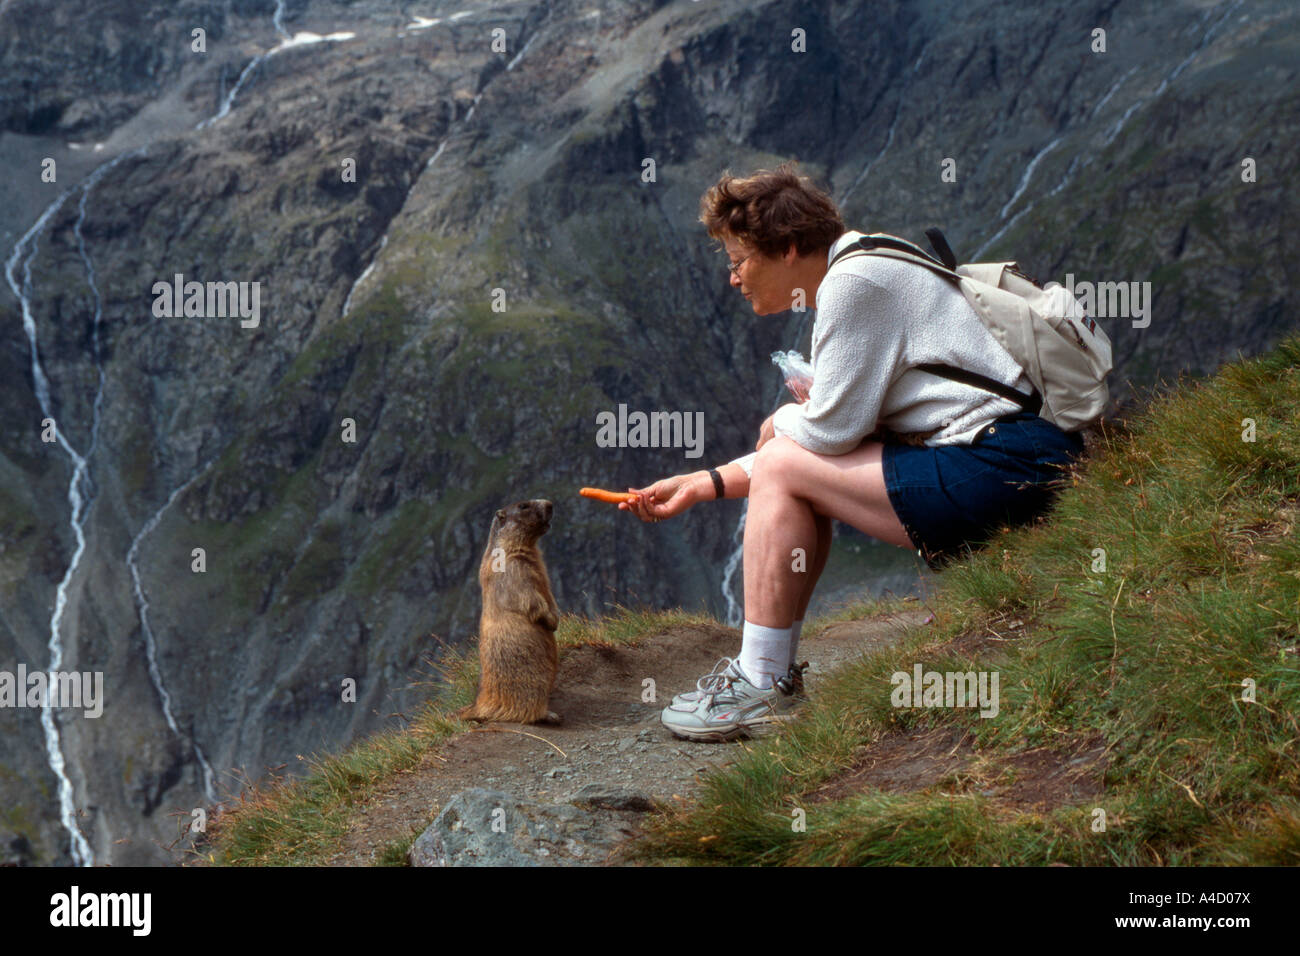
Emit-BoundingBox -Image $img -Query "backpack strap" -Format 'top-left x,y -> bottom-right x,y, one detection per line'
924,227 -> 959,270
829,232 -> 1043,415
913,364 -> 1043,415
830,233 -> 954,274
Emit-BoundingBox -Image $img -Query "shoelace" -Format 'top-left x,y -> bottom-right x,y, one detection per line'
695,657 -> 742,698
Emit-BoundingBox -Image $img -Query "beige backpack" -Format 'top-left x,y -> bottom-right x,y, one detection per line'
831,230 -> 1112,432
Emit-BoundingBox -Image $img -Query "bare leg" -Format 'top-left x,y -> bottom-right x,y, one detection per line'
795,513 -> 832,622
744,437 -> 911,628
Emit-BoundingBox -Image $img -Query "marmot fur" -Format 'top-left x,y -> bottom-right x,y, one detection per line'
457,499 -> 561,724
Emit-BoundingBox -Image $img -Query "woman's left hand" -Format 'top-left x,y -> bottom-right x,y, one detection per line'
756,413 -> 776,451
621,474 -> 700,522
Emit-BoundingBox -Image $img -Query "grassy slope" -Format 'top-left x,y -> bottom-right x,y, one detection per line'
202,334 -> 1300,866
637,335 -> 1300,866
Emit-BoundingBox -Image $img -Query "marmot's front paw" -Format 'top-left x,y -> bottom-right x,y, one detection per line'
539,710 -> 562,725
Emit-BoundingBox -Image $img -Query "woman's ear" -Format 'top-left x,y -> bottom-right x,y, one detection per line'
496,509 -> 506,520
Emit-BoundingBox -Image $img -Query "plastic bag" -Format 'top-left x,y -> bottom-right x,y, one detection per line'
771,350 -> 813,402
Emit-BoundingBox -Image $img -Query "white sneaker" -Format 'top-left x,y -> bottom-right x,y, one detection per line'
661,658 -> 795,742
671,658 -> 807,705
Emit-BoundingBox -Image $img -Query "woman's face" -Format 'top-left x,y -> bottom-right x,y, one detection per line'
723,235 -> 792,316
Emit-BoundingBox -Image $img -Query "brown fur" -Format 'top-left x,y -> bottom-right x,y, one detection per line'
457,499 -> 561,725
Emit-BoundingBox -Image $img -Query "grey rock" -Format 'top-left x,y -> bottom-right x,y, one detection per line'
407,788 -> 627,867
571,784 -> 657,813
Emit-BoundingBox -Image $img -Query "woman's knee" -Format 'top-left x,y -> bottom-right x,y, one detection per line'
751,435 -> 808,486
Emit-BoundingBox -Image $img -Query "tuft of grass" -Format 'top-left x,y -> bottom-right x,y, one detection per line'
634,333 -> 1300,866
376,825 -> 424,867
202,703 -> 463,867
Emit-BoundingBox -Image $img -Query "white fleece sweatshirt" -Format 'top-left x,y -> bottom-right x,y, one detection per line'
727,230 -> 1035,478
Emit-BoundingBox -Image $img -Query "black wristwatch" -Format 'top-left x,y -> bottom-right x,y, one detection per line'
708,468 -> 726,500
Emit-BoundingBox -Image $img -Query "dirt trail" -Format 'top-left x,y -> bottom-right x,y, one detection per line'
326,606 -> 934,865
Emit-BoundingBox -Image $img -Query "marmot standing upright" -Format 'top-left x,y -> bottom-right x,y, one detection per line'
458,499 -> 561,724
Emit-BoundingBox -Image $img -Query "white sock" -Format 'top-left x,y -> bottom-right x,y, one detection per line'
789,620 -> 803,670
738,621 -> 792,689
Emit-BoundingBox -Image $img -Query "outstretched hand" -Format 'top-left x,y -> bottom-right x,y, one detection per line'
621,474 -> 700,523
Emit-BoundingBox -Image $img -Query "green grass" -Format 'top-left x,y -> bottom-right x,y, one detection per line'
199,702 -> 462,867
555,604 -> 720,649
376,827 -> 425,866
633,333 -> 1300,866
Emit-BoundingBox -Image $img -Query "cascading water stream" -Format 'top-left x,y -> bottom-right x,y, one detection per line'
345,12 -> 546,315
838,49 -> 927,208
1,148 -> 140,865
127,462 -> 221,803
1,0 -> 365,862
973,0 -> 1246,259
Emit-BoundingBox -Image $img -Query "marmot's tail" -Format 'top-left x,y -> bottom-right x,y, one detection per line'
456,694 -> 547,724
455,703 -> 484,722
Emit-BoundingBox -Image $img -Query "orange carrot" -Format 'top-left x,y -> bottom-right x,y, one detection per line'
580,487 -> 637,505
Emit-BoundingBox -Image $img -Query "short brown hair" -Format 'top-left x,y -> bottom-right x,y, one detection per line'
698,162 -> 845,258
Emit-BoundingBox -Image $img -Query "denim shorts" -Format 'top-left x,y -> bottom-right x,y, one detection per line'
882,411 -> 1086,570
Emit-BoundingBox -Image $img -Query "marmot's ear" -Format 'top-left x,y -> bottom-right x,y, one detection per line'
496,509 -> 506,520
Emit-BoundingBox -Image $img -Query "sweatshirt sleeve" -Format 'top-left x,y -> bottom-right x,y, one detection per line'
727,451 -> 757,478
772,272 -> 905,455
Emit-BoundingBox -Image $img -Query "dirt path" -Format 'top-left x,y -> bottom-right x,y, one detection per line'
325,606 -> 934,865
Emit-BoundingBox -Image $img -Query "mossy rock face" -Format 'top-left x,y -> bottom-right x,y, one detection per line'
281,519 -> 346,604
348,498 -> 443,598
0,485 -> 38,547
0,763 -> 41,864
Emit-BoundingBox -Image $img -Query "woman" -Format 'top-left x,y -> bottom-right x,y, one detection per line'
625,163 -> 1086,742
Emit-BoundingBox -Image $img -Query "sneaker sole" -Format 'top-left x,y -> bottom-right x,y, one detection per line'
663,712 -> 794,742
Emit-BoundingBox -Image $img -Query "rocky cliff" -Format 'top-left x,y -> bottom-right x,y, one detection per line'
1,0 -> 1296,864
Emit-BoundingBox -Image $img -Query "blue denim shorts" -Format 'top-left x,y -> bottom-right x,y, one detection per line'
882,411 -> 1085,570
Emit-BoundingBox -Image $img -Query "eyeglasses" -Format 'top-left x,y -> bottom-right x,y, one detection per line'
727,251 -> 755,277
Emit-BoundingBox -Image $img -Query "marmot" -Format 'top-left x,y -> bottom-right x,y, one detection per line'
457,498 -> 561,724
